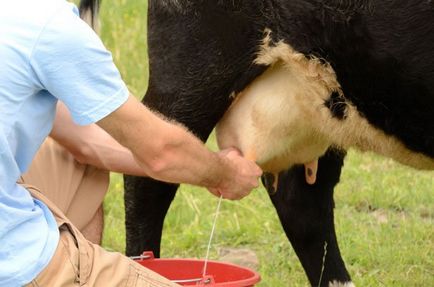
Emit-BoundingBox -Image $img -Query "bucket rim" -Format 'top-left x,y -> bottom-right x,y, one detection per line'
134,254 -> 261,287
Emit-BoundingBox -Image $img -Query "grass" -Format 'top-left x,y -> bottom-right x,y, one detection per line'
98,1 -> 434,286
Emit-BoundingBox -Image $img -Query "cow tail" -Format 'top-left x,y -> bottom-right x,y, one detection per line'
79,0 -> 101,32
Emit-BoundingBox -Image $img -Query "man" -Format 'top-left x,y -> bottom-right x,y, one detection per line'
0,0 -> 262,286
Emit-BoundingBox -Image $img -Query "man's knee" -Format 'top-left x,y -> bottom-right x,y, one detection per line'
81,205 -> 104,244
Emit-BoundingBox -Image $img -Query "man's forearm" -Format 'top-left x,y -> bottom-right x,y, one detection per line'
97,95 -> 234,189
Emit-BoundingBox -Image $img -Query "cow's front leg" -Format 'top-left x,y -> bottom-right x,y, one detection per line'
265,149 -> 352,286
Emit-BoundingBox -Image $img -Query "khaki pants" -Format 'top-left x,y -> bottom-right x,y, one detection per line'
22,186 -> 179,287
20,138 -> 108,233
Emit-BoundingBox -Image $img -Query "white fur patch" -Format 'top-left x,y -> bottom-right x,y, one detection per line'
329,281 -> 356,287
216,29 -> 434,172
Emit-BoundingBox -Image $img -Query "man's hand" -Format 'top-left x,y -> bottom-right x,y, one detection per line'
208,148 -> 262,200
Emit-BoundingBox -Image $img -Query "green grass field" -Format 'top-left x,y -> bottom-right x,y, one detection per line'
98,1 -> 433,286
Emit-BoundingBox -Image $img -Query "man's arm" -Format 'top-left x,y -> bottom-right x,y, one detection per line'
50,102 -> 148,176
27,5 -> 261,199
97,95 -> 262,200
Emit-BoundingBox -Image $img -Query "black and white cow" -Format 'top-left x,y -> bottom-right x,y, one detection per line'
81,0 -> 434,286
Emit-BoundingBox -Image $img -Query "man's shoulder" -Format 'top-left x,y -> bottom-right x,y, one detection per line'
1,0 -> 74,26
0,0 -> 78,50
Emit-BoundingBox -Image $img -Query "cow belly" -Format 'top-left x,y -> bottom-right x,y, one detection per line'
216,32 -> 434,171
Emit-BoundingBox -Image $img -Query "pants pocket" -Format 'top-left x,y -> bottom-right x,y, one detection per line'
31,229 -> 80,286
126,261 -> 178,287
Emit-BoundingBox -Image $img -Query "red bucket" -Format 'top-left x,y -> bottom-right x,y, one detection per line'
133,251 -> 261,286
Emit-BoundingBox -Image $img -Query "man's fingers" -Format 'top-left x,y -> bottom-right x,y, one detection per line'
213,147 -> 263,200
251,164 -> 263,177
304,160 -> 318,185
218,147 -> 241,157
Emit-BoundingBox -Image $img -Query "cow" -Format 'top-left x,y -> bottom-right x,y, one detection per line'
81,0 -> 434,286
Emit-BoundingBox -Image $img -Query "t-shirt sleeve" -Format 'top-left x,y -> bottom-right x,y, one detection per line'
29,3 -> 129,126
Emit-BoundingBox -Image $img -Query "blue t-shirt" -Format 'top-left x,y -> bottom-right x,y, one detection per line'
0,0 -> 129,285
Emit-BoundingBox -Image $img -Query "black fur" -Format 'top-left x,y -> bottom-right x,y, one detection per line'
325,92 -> 348,120
122,1 -> 433,286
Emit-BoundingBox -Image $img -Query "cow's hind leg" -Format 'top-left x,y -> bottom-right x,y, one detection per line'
123,95 -> 226,257
265,149 -> 352,286
124,177 -> 178,257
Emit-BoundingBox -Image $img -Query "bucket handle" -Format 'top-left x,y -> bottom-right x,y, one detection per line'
199,275 -> 215,285
172,275 -> 214,285
131,252 -> 216,286
129,251 -> 155,261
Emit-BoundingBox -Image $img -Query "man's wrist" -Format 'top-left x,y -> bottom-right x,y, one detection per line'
204,151 -> 233,191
